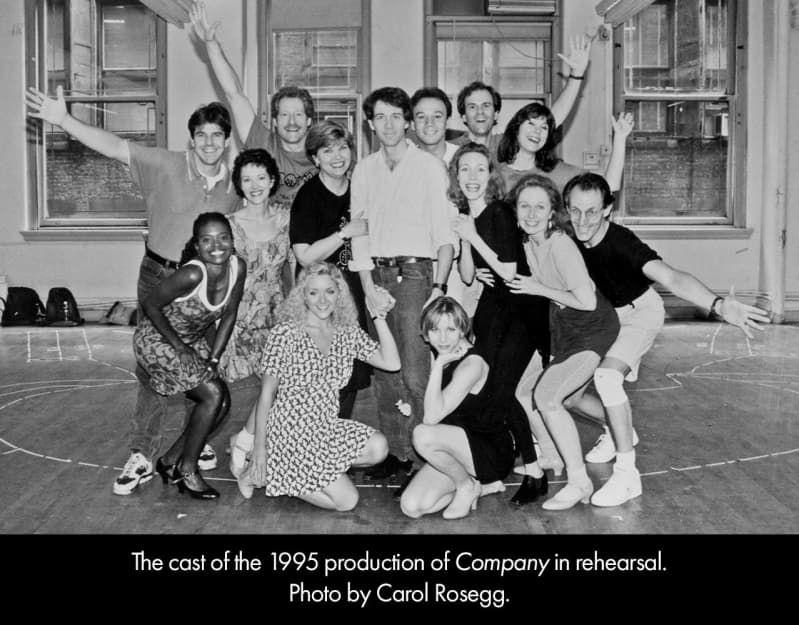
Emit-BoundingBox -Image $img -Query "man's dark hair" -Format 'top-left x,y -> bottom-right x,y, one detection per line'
456,81 -> 502,117
188,102 -> 232,139
363,87 -> 412,122
410,86 -> 452,119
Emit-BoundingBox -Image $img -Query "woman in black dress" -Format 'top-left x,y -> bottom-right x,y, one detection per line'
399,297 -> 515,520
289,120 -> 370,419
449,142 -> 555,505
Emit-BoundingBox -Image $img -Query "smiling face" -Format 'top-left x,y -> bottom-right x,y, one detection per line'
516,185 -> 553,243
568,187 -> 611,247
238,163 -> 273,206
517,116 -> 550,156
191,122 -> 229,169
273,97 -> 311,147
316,138 -> 352,180
412,97 -> 448,149
369,100 -> 409,149
457,151 -> 490,203
304,274 -> 339,321
195,219 -> 234,266
426,313 -> 464,355
462,89 -> 497,139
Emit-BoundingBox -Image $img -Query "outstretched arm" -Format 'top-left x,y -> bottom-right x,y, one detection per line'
189,0 -> 256,141
603,112 -> 634,192
26,85 -> 130,164
643,260 -> 771,338
550,35 -> 592,128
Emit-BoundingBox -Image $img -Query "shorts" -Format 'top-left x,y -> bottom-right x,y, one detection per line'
605,287 -> 665,381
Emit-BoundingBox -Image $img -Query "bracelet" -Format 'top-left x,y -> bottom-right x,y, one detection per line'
432,282 -> 448,294
569,73 -> 585,81
208,356 -> 220,365
710,296 -> 724,318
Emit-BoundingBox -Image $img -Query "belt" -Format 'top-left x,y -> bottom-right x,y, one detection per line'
145,247 -> 180,270
372,256 -> 431,267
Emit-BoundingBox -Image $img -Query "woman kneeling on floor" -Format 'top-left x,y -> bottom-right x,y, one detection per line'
400,297 -> 515,520
237,262 -> 401,510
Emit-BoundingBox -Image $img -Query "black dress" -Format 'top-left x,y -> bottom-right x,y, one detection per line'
469,200 -> 549,464
289,175 -> 371,401
440,345 -> 515,483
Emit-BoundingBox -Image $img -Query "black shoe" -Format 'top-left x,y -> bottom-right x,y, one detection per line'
510,474 -> 548,506
155,456 -> 176,484
365,454 -> 413,480
392,470 -> 418,500
173,466 -> 220,500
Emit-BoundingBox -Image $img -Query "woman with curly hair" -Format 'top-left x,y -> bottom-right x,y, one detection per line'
236,263 -> 401,510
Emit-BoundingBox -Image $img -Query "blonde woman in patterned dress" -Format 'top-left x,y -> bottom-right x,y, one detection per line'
133,212 -> 246,499
237,263 -> 401,511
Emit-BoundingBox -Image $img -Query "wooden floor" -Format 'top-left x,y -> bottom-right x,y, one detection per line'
1,320 -> 797,535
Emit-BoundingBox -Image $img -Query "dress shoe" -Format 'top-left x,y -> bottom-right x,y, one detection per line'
442,478 -> 481,520
364,454 -> 413,480
541,479 -> 594,511
173,466 -> 219,500
228,433 -> 251,479
155,456 -> 175,484
590,466 -> 642,507
237,472 -> 256,499
509,473 -> 548,506
392,470 -> 417,500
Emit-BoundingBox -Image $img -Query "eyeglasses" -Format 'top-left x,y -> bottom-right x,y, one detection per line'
568,207 -> 603,223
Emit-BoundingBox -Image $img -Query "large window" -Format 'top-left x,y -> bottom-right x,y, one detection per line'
27,0 -> 165,228
261,0 -> 367,156
426,1 -> 560,134
615,0 -> 741,225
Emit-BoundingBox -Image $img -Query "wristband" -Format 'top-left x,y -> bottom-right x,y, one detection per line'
710,296 -> 724,318
569,73 -> 585,81
432,282 -> 448,294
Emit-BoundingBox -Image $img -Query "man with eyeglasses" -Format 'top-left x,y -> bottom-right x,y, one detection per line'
555,172 -> 770,507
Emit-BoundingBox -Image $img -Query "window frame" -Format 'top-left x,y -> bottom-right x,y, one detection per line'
613,0 -> 747,229
25,0 -> 167,232
257,0 -> 370,159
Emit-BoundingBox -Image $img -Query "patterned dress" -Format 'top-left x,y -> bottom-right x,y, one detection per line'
133,257 -> 239,396
219,204 -> 291,381
243,320 -> 379,496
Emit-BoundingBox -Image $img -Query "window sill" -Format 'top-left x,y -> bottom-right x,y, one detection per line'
626,226 -> 754,240
20,228 -> 147,242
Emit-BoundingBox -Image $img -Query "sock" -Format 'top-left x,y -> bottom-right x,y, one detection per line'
568,465 -> 589,485
615,450 -> 636,471
231,429 -> 254,466
525,462 -> 544,478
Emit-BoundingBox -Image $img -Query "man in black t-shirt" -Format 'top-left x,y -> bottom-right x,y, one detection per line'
558,173 -> 770,507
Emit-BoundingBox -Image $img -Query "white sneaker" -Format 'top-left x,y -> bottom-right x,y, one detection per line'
198,443 -> 217,471
585,427 -> 639,464
112,452 -> 153,495
590,466 -> 642,507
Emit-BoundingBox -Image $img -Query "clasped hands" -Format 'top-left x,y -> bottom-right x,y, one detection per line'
474,268 -> 541,296
366,284 -> 396,319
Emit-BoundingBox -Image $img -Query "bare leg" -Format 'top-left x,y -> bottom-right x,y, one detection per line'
296,473 -> 360,511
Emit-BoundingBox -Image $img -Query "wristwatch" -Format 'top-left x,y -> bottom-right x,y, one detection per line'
432,282 -> 448,294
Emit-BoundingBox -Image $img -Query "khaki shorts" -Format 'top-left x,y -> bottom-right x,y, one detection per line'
605,288 -> 665,382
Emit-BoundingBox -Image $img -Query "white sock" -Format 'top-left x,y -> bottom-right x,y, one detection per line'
568,465 -> 589,485
525,462 -> 544,478
232,429 -> 254,465
615,450 -> 636,471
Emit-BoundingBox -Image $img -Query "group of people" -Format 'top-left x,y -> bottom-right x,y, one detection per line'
24,0 -> 769,518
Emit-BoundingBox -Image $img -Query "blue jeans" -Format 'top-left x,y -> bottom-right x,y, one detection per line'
128,256 -> 187,458
368,261 -> 433,463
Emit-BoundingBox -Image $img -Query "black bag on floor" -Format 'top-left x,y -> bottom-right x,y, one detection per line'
45,287 -> 84,326
1,286 -> 46,326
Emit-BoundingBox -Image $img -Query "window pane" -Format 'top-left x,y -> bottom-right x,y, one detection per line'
623,100 -> 728,218
274,30 -> 358,92
44,121 -> 148,220
624,0 -> 728,93
437,37 -> 547,98
102,2 -> 156,69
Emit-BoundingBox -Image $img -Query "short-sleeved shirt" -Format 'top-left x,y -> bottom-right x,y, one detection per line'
128,143 -> 238,262
289,174 -> 351,268
245,121 -> 318,208
497,159 -> 585,196
525,231 -> 593,295
471,199 -> 521,297
575,222 -> 662,307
